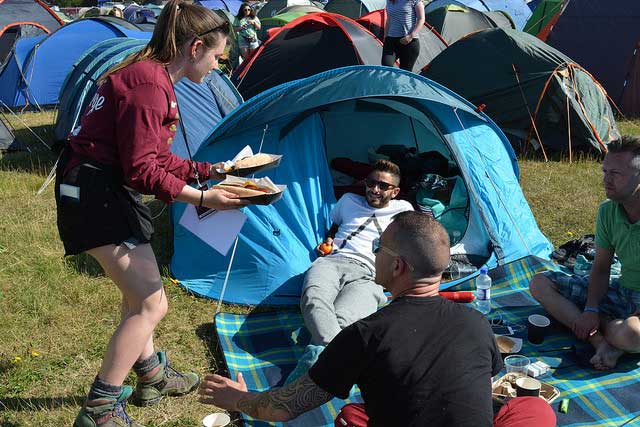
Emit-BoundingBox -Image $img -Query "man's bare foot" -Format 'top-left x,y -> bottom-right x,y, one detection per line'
590,340 -> 624,370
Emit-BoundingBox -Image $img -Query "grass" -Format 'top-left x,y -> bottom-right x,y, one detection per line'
0,112 -> 638,426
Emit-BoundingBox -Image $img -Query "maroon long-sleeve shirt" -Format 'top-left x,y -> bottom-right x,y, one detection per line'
66,59 -> 212,203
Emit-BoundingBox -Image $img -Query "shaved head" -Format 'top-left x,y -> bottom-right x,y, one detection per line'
386,212 -> 450,279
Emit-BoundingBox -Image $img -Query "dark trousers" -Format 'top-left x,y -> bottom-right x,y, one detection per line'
381,36 -> 420,71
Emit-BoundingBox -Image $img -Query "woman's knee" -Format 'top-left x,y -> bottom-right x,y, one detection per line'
620,318 -> 640,350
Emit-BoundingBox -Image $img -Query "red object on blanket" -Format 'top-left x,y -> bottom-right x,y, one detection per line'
439,292 -> 475,303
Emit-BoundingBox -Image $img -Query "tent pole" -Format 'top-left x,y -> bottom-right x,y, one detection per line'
566,93 -> 572,163
216,235 -> 239,314
512,64 -> 548,161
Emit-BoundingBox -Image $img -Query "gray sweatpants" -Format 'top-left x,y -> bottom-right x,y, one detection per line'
300,255 -> 387,345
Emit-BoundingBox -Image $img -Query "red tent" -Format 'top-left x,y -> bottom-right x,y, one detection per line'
356,9 -> 448,72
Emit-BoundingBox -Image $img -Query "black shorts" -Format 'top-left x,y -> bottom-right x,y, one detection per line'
55,157 -> 153,256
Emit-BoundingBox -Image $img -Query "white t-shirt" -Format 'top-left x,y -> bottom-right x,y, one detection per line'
329,193 -> 414,271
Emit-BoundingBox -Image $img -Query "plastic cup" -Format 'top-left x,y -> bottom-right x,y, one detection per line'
202,413 -> 231,427
504,355 -> 530,376
515,376 -> 541,397
528,314 -> 551,345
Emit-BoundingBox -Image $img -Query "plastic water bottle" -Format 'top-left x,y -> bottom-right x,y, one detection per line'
475,268 -> 492,315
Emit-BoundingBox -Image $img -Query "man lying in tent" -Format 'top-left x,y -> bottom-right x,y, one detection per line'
198,212 -> 556,427
289,159 -> 413,381
530,135 -> 640,370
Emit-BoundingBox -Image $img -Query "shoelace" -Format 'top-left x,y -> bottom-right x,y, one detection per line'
164,359 -> 185,379
113,400 -> 133,427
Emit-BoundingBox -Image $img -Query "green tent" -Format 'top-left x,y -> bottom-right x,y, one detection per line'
425,4 -> 514,44
259,11 -> 306,40
422,28 -> 620,155
523,0 -> 564,37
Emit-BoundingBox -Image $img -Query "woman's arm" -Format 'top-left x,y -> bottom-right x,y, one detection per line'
252,17 -> 261,30
401,0 -> 425,44
175,184 -> 248,210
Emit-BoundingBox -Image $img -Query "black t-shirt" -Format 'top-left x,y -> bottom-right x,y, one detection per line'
308,296 -> 502,427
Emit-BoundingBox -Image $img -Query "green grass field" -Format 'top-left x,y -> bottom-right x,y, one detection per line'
0,112 -> 639,426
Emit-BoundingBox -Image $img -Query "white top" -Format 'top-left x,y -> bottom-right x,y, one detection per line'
329,193 -> 414,271
386,0 -> 420,38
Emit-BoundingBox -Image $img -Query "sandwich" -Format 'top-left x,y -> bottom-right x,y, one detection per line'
214,179 -> 273,197
224,153 -> 273,172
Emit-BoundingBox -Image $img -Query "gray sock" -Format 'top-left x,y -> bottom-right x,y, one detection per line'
87,376 -> 122,403
133,352 -> 160,378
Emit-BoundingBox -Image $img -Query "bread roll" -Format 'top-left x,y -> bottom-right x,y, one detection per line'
235,153 -> 272,169
214,182 -> 272,197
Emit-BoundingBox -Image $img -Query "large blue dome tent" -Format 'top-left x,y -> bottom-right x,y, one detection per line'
0,17 -> 149,109
54,37 -> 243,156
170,66 -> 553,306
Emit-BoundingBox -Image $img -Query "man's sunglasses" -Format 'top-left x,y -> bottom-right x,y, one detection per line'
372,238 -> 415,271
197,21 -> 231,38
364,178 -> 397,191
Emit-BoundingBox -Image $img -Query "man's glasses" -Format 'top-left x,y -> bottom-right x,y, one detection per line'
197,21 -> 230,38
364,178 -> 397,191
372,238 -> 415,271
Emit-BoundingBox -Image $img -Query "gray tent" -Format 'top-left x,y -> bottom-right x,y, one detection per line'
0,115 -> 24,151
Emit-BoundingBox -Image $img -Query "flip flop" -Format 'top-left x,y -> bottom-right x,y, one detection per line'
559,348 -> 595,369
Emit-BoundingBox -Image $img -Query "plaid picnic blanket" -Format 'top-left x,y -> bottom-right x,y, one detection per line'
215,256 -> 640,427
452,256 -> 640,427
214,310 -> 362,427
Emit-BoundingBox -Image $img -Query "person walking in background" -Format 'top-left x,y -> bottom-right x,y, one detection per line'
55,1 -> 248,425
381,0 -> 424,71
234,3 -> 261,60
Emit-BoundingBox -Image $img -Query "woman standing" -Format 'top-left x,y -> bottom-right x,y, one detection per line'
56,1 -> 248,425
381,0 -> 425,71
234,3 -> 261,60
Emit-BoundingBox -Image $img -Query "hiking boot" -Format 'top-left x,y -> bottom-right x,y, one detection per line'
131,351 -> 200,407
74,386 -> 144,427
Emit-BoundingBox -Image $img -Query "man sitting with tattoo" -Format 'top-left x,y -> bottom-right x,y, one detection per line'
198,212 -> 506,426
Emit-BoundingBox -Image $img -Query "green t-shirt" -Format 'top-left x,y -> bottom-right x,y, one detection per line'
595,199 -> 640,291
234,17 -> 260,43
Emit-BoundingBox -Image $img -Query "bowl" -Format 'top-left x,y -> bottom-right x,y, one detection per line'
202,412 -> 231,427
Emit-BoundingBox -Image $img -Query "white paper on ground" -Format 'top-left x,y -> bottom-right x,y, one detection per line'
178,205 -> 247,256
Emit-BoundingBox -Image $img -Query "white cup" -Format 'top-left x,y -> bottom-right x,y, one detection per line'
202,413 -> 231,427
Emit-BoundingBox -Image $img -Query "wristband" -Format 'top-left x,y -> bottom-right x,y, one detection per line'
198,190 -> 204,208
584,306 -> 599,313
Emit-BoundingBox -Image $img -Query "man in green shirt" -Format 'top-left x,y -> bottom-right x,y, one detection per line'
530,136 -> 640,370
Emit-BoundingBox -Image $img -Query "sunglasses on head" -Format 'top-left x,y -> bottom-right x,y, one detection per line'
364,178 -> 397,191
197,21 -> 230,38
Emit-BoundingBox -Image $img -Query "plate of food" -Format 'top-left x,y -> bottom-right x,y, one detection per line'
495,335 -> 523,354
214,175 -> 286,205
492,373 -> 560,404
217,153 -> 283,177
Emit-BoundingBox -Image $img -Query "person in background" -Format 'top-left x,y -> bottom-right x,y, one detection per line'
55,1 -> 248,426
108,6 -> 124,18
381,0 -> 425,71
234,2 -> 261,60
530,136 -> 640,370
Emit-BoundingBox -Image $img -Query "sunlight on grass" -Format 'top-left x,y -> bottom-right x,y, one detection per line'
0,113 -> 638,426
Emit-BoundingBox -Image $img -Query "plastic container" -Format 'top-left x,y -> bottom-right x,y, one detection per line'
475,268 -> 492,314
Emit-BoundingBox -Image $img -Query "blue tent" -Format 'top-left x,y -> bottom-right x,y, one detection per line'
425,0 -> 531,30
171,65 -> 552,306
0,17 -> 149,109
196,0 -> 244,15
54,37 -> 243,154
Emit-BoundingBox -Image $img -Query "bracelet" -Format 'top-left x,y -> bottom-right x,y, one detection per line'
584,306 -> 599,313
198,190 -> 204,208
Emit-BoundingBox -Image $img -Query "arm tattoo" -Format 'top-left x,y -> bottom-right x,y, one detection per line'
236,374 -> 333,421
